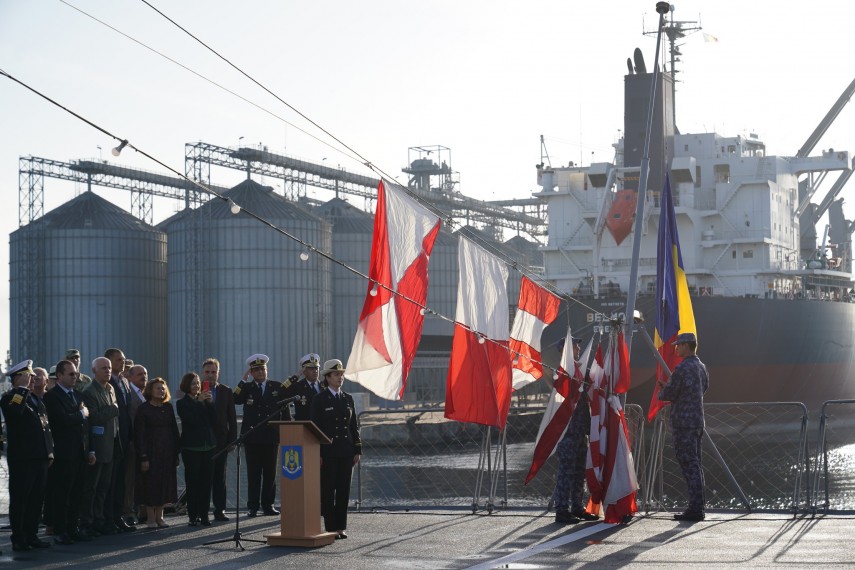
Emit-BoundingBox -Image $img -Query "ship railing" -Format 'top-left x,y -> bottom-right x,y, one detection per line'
352,404 -> 646,512
811,399 -> 855,513
641,402 -> 811,516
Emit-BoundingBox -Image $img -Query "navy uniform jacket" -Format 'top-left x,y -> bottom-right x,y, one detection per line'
0,387 -> 54,461
283,376 -> 321,422
43,385 -> 88,461
310,389 -> 362,459
233,379 -> 289,446
658,354 -> 709,429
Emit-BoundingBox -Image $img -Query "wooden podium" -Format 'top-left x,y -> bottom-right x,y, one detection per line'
264,421 -> 338,547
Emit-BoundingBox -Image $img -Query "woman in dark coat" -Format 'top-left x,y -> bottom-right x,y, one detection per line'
134,377 -> 180,529
310,359 -> 361,539
176,372 -> 218,526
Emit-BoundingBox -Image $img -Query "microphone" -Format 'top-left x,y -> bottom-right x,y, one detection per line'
275,395 -> 303,406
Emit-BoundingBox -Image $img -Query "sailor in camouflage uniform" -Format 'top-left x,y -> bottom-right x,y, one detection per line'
553,337 -> 599,524
658,332 -> 709,521
282,353 -> 322,421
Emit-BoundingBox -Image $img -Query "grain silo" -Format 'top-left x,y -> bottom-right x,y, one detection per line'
9,191 -> 168,375
160,179 -> 332,392
314,197 -> 373,364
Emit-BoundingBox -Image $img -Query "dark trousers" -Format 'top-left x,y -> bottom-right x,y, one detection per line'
48,455 -> 86,536
80,461 -> 113,529
672,427 -> 705,513
8,458 -> 49,545
320,455 -> 354,532
43,460 -> 58,526
182,448 -> 214,521
104,440 -> 127,523
211,447 -> 229,513
553,428 -> 588,512
244,444 -> 277,510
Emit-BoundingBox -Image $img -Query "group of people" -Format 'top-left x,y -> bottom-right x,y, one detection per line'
0,348 -> 363,552
551,332 -> 709,524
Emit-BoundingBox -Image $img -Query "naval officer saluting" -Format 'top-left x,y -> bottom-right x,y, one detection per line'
282,353 -> 322,421
233,354 -> 288,517
0,360 -> 55,551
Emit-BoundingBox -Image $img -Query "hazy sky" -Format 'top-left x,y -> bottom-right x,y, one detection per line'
2,0 -> 855,364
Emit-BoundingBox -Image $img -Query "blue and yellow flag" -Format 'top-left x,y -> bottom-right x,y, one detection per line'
649,174 -> 697,421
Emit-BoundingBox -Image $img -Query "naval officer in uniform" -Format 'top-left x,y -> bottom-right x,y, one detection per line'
0,360 -> 55,551
658,332 -> 709,522
310,359 -> 361,539
233,354 -> 287,517
282,353 -> 322,421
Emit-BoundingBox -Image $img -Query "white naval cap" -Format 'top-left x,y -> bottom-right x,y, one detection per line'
5,359 -> 34,378
300,353 -> 321,368
245,354 -> 270,369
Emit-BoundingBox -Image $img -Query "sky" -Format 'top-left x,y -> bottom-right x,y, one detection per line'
2,0 -> 855,362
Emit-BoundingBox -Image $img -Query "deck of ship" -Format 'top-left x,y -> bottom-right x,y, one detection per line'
1,508 -> 853,569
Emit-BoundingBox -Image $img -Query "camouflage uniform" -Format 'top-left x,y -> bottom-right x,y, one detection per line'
658,353 -> 709,514
552,391 -> 590,513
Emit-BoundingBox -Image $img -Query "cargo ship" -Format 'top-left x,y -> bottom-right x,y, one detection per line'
535,16 -> 855,414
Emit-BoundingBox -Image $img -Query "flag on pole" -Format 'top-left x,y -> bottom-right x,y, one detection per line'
444,237 -> 512,429
346,180 -> 441,400
585,332 -> 638,523
649,174 -> 697,421
510,276 -> 562,391
524,332 -> 591,484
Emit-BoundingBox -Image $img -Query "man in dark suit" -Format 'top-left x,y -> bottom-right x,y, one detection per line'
103,347 -> 136,533
124,364 -> 147,524
43,359 -> 95,545
79,357 -> 120,537
0,360 -> 55,551
201,358 -> 237,522
282,353 -> 322,421
233,354 -> 288,517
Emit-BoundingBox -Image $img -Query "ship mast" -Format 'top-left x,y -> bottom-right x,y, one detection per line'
645,7 -> 701,129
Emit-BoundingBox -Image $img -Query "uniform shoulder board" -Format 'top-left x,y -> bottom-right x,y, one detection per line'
283,377 -> 294,389
234,385 -> 242,395
10,393 -> 24,405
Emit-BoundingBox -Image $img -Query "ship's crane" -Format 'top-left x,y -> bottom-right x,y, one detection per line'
794,77 -> 855,242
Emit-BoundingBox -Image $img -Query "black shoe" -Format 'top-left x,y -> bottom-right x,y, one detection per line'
213,511 -> 230,522
124,516 -> 137,527
555,510 -> 580,524
28,538 -> 51,549
188,519 -> 198,527
247,510 -> 258,518
674,511 -> 705,521
71,528 -> 94,542
199,517 -> 211,527
54,534 -> 75,545
12,541 -> 32,552
262,507 -> 280,516
337,531 -> 348,539
571,510 -> 600,521
116,519 -> 137,532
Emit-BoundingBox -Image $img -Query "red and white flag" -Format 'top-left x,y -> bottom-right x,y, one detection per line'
346,180 -> 441,400
510,277 -> 562,391
444,236 -> 511,429
524,331 -> 591,484
585,332 -> 638,523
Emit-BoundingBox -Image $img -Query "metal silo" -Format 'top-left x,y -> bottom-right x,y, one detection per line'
161,180 -> 332,393
315,197 -> 373,364
9,191 -> 168,376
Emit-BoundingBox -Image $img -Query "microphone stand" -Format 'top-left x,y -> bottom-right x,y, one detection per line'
203,401 -> 295,550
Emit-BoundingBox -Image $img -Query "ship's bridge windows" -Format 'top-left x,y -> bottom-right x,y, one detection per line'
714,164 -> 731,183
743,249 -> 754,259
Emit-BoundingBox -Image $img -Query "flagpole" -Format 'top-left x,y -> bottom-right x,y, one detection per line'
624,1 -> 671,356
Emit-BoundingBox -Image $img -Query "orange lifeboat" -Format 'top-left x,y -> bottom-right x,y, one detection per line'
605,189 -> 637,246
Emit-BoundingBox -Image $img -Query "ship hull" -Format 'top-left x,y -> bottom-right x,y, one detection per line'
545,296 -> 855,416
